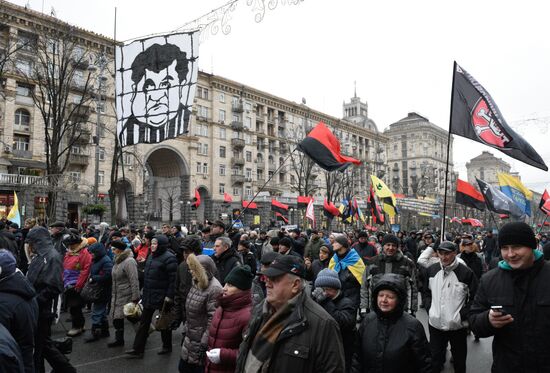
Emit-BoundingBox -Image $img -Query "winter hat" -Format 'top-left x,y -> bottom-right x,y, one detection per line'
87,237 -> 97,246
180,236 -> 202,255
319,243 -> 333,256
498,222 -> 537,250
110,241 -> 127,251
314,268 -> 341,289
334,235 -> 349,249
131,238 -> 141,247
278,237 -> 293,249
154,234 -> 171,250
260,251 -> 281,266
358,231 -> 369,239
0,249 -> 16,279
224,265 -> 255,290
381,234 -> 400,247
111,230 -> 122,238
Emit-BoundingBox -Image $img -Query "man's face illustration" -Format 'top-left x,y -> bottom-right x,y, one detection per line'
132,60 -> 181,127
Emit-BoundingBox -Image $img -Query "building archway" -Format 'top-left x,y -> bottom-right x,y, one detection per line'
195,185 -> 210,223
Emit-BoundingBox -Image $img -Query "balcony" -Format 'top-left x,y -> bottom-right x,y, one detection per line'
74,129 -> 91,144
68,103 -> 90,120
256,161 -> 264,170
12,149 -> 33,159
15,95 -> 34,106
231,121 -> 243,131
231,138 -> 245,148
69,153 -> 89,166
269,163 -> 276,172
231,174 -> 245,184
232,102 -> 244,113
0,173 -> 49,187
232,156 -> 245,166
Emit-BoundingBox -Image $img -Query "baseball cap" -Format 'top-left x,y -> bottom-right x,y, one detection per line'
260,255 -> 306,278
437,241 -> 457,252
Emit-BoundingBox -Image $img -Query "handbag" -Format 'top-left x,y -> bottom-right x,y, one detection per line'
154,301 -> 174,331
80,280 -> 102,303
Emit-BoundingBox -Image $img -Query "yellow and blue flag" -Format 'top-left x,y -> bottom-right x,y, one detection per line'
497,173 -> 533,216
329,247 -> 366,285
370,175 -> 397,217
7,192 -> 21,227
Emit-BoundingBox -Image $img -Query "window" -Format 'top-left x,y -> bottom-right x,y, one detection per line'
232,114 -> 240,123
99,123 -> 106,137
16,83 -> 31,97
73,94 -> 83,104
195,123 -> 208,137
219,164 -> 226,176
98,170 -> 105,185
219,183 -> 225,194
233,188 -> 240,196
73,70 -> 85,88
196,162 -> 202,174
219,146 -> 226,158
13,135 -> 30,151
245,102 -> 252,111
245,187 -> 252,197
202,88 -> 209,100
257,169 -> 263,181
71,145 -> 81,154
245,151 -> 252,162
197,105 -> 209,119
219,109 -> 226,123
124,153 -> 133,165
14,109 -> 30,127
15,59 -> 32,76
245,134 -> 251,144
219,127 -> 226,139
245,117 -> 252,129
246,168 -> 252,179
202,163 -> 208,174
72,46 -> 85,61
99,147 -> 105,161
97,101 -> 106,113
69,171 -> 81,182
232,96 -> 239,105
198,143 -> 208,155
219,92 -> 225,103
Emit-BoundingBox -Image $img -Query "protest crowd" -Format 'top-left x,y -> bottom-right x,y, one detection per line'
0,215 -> 549,373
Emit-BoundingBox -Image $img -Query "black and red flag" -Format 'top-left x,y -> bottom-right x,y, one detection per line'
297,196 -> 312,209
540,189 -> 550,215
275,212 -> 289,224
367,185 -> 384,224
450,62 -> 547,171
323,198 -> 340,219
297,122 -> 362,172
455,179 -> 485,211
242,200 -> 258,212
191,189 -> 201,210
271,199 -> 289,214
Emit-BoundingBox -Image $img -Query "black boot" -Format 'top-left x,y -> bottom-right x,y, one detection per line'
107,329 -> 124,348
84,325 -> 102,343
100,320 -> 110,338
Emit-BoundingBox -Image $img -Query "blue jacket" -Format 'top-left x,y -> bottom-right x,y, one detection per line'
0,323 -> 24,373
87,243 -> 113,304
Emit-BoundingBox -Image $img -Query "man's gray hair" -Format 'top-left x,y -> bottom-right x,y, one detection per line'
216,236 -> 232,249
287,273 -> 306,291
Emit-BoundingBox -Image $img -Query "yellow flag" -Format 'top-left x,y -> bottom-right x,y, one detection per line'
7,192 -> 21,226
370,175 -> 397,217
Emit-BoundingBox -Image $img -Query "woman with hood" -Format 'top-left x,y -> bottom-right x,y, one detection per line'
126,235 -> 178,358
352,273 -> 431,373
83,242 -> 113,343
179,254 -> 223,373
107,240 -> 140,347
63,232 -> 92,337
306,243 -> 333,286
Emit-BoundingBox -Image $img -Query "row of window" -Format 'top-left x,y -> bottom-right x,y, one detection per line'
217,183 -> 253,197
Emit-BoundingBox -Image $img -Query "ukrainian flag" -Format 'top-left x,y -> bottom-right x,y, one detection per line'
329,247 -> 366,285
497,173 -> 533,216
370,175 -> 397,217
7,192 -> 21,227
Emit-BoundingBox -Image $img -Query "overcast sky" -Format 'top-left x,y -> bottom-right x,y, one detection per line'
14,0 -> 550,192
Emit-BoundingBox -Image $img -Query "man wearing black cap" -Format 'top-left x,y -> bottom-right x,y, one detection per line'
351,231 -> 378,264
424,241 -> 477,373
277,237 -> 301,258
236,255 -> 345,372
289,228 -> 306,257
361,234 -> 418,316
49,221 -> 69,257
0,221 -> 19,264
469,222 -> 550,373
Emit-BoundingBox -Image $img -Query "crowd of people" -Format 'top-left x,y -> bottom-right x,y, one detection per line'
0,215 -> 549,372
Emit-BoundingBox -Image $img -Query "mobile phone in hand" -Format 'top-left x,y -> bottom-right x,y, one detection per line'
491,305 -> 508,316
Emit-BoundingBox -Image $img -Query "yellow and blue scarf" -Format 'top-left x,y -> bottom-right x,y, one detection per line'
329,248 -> 366,285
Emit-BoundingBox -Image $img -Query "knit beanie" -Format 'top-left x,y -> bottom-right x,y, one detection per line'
0,249 -> 16,279
224,265 -> 255,290
334,235 -> 349,249
498,222 -> 537,250
381,234 -> 400,247
314,268 -> 341,289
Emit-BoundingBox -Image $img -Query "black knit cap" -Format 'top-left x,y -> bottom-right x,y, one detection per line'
381,234 -> 400,247
225,265 -> 255,290
498,222 -> 537,250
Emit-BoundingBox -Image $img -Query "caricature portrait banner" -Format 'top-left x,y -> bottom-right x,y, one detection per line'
116,32 -> 199,147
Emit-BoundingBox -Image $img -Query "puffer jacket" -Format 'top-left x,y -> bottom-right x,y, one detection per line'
0,271 -> 38,373
212,248 -> 241,286
25,227 -> 64,318
206,289 -> 252,373
110,249 -> 140,319
173,260 -> 193,325
458,251 -> 483,279
304,236 -> 323,260
142,244 -> 178,309
181,254 -> 223,365
50,228 -> 69,256
63,238 -> 92,290
0,231 -> 19,264
88,243 -> 113,304
469,256 -> 550,373
352,273 -> 431,373
0,323 -> 24,373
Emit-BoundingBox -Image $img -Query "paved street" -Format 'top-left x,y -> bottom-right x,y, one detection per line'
49,307 -> 493,372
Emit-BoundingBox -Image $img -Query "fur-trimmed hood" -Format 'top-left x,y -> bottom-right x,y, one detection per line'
187,254 -> 217,290
68,237 -> 88,255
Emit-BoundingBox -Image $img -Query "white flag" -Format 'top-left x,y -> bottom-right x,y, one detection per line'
306,198 -> 315,227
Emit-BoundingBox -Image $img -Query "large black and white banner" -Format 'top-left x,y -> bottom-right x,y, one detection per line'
116,32 -> 198,147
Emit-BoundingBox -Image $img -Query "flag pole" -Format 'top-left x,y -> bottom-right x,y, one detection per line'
489,211 -> 499,231
538,215 -> 548,234
441,61 -> 458,242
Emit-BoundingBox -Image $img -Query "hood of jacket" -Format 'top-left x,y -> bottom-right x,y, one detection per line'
187,254 -> 217,290
372,273 -> 407,320
88,242 -> 107,262
0,270 -> 36,301
25,226 -> 55,256
115,248 -> 133,264
68,237 -> 88,254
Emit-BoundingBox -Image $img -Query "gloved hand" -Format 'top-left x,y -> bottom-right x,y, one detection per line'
311,287 -> 327,304
198,344 -> 208,362
206,348 -> 221,364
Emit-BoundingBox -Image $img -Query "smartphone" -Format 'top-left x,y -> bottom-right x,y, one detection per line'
490,305 -> 508,315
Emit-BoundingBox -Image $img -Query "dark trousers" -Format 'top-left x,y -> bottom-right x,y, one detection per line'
69,305 -> 85,328
132,307 -> 172,353
429,325 -> 467,373
178,359 -> 203,373
34,316 -> 76,373
113,318 -> 124,331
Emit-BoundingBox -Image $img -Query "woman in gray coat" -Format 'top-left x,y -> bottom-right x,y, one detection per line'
107,241 -> 140,347
179,254 -> 223,373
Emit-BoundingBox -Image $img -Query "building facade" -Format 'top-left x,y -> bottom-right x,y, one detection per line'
466,151 -> 512,187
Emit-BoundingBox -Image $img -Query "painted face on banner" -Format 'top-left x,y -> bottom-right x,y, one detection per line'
471,98 -> 511,148
131,60 -> 182,127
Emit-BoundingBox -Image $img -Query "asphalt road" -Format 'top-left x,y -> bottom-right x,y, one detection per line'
49,307 -> 493,373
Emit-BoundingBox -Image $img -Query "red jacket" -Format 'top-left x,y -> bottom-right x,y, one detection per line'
206,289 -> 252,373
63,239 -> 92,290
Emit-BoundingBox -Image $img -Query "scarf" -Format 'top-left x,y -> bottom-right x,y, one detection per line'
244,295 -> 299,372
329,248 -> 365,285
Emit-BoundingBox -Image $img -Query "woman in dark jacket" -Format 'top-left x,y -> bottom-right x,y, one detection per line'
126,235 -> 178,358
205,265 -> 254,373
352,273 -> 431,373
84,242 -> 113,343
306,243 -> 332,285
458,239 -> 483,280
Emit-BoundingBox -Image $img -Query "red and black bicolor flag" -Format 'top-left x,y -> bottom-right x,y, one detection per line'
499,214 -> 509,219
223,192 -> 233,204
275,212 -> 289,224
368,185 -> 384,224
462,218 -> 483,227
323,198 -> 340,220
455,179 -> 485,211
450,62 -> 547,171
191,189 -> 201,210
242,200 -> 258,213
297,122 -> 362,172
271,199 -> 289,214
540,190 -> 550,215
297,196 -> 312,209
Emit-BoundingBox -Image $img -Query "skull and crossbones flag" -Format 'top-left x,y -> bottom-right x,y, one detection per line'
450,62 -> 547,171
116,32 -> 199,147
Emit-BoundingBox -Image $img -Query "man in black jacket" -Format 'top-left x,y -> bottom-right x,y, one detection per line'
49,221 -> 69,257
212,236 -> 241,286
469,222 -> 550,373
0,222 -> 19,264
